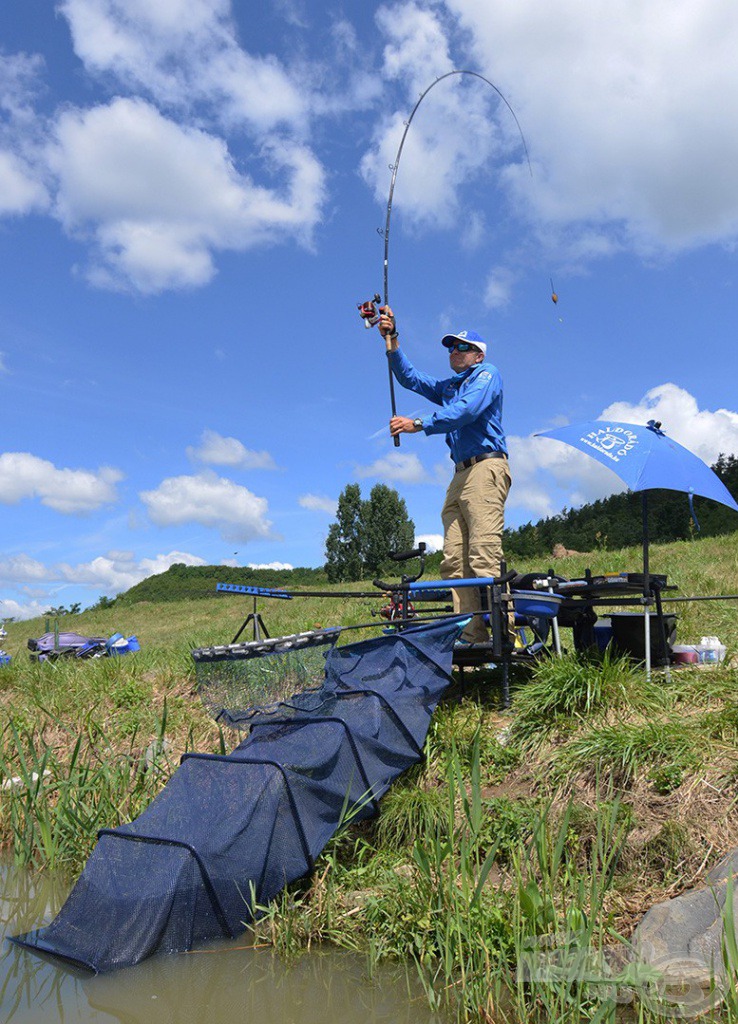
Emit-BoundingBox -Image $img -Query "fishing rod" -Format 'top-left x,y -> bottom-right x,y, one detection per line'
359,69 -> 533,445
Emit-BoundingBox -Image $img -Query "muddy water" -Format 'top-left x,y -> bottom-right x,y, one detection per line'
1,859 -> 443,1024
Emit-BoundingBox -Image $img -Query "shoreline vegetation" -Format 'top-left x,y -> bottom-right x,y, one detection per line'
2,531 -> 738,1020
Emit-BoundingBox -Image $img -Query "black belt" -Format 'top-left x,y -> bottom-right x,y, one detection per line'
455,452 -> 507,473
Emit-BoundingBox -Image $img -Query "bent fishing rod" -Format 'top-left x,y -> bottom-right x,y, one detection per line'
358,69 -> 532,446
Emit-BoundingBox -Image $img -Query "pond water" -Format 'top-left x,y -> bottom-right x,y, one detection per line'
1,858 -> 443,1024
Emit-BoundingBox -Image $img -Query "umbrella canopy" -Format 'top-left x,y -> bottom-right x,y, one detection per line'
536,418 -> 738,679
536,419 -> 738,512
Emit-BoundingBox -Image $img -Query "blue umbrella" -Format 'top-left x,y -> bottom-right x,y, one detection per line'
537,419 -> 738,512
536,419 -> 738,676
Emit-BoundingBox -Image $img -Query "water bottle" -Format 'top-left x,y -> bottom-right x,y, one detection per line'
700,636 -> 721,664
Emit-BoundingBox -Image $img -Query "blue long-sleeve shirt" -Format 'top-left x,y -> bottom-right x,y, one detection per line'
389,347 -> 507,463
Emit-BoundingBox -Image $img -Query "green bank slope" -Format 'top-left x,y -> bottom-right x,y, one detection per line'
1,532 -> 738,1021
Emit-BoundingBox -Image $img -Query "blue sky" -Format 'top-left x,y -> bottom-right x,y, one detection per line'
2,0 -> 738,620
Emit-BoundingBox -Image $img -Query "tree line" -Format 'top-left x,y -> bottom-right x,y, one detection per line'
503,453 -> 738,559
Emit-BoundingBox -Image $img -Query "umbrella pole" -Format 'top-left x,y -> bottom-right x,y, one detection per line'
642,492 -> 651,682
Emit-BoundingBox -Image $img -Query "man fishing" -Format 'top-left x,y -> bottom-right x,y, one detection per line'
378,307 -> 512,645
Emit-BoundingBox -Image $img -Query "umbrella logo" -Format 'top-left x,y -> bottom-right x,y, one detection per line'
581,426 -> 638,462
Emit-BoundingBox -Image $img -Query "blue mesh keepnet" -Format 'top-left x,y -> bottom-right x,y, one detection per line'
10,618 -> 463,973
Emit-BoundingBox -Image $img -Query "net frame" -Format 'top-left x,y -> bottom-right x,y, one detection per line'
192,628 -> 341,726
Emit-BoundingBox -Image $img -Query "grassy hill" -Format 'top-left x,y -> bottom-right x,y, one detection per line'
2,531 -> 738,1020
117,561 -> 329,605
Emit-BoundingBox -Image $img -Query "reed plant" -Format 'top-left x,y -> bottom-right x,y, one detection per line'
0,708 -> 175,874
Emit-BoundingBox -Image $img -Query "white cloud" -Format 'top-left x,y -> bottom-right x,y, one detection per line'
357,0 -> 738,301
354,450 -> 430,484
247,561 -> 294,570
140,471 -> 273,542
0,555 -> 49,584
56,549 -> 206,591
360,4 -> 503,230
507,384 -> 738,521
0,452 -> 122,513
0,149 -> 48,215
443,0 -> 738,254
48,98 -> 326,292
0,598 -> 49,623
0,549 -> 208,618
59,0 -> 307,131
299,493 -> 337,514
506,433 -> 616,520
600,384 -> 738,465
0,51 -> 45,124
417,533 -> 444,553
0,53 -> 50,215
483,265 -> 517,310
187,429 -> 276,470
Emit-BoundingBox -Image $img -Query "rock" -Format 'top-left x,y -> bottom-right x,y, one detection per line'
629,850 -> 738,1015
552,543 -> 582,558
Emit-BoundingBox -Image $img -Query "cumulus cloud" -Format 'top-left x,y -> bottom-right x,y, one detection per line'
0,549 -> 208,618
0,554 -> 49,584
59,0 -> 307,131
140,471 -> 274,542
0,452 -> 122,513
444,0 -> 738,254
48,97 -> 325,292
0,4 -> 332,292
506,433 -> 616,520
0,51 -> 45,123
356,0 -> 738,302
507,384 -> 738,521
360,3 -> 506,230
247,561 -> 294,570
600,385 -> 738,464
0,597 -> 49,622
55,549 -> 207,591
187,429 -> 277,470
354,450 -> 431,484
299,493 -> 337,514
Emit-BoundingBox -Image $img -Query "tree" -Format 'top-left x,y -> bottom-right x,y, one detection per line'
325,484 -> 365,582
43,603 -> 80,617
324,482 -> 415,582
362,484 -> 415,577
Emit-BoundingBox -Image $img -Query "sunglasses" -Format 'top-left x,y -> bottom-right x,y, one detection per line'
445,341 -> 478,353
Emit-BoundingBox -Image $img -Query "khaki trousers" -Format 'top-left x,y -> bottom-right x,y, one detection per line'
440,458 -> 512,644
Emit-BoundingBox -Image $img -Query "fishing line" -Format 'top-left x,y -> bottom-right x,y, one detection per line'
369,70 -> 533,442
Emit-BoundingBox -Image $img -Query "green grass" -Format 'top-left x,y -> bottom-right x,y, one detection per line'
1,532 -> 738,1020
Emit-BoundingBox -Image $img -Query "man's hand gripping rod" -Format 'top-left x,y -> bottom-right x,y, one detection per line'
357,293 -> 401,447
